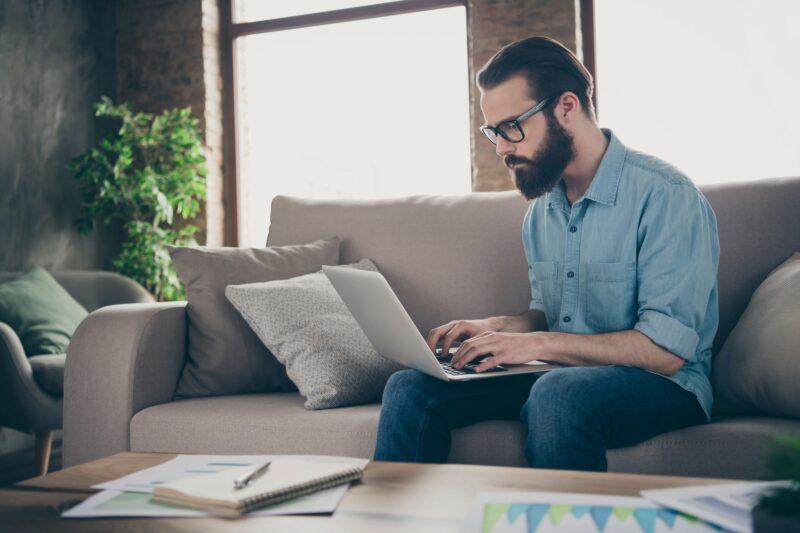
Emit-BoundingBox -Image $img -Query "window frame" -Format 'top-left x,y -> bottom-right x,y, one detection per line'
220,0 -> 467,245
579,0 -> 598,117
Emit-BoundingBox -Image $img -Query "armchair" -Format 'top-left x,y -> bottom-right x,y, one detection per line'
0,270 -> 153,475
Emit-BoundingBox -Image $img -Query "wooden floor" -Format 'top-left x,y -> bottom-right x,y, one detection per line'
0,437 -> 61,488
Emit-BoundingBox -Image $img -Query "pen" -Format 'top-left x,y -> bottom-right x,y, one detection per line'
233,460 -> 271,490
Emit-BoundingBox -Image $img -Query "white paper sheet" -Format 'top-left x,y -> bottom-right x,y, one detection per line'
641,480 -> 792,533
62,454 -> 369,519
466,491 -> 720,533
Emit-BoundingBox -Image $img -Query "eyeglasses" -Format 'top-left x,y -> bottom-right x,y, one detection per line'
480,95 -> 558,145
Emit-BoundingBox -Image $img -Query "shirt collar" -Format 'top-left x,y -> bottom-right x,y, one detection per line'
547,128 -> 626,210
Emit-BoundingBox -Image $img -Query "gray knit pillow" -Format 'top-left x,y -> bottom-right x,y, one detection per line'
225,259 -> 402,410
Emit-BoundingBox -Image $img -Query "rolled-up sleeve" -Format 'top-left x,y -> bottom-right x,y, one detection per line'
633,182 -> 719,362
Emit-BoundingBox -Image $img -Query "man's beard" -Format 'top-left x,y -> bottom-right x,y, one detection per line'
504,113 -> 576,200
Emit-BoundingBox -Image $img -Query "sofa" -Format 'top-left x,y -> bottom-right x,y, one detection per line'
63,176 -> 800,480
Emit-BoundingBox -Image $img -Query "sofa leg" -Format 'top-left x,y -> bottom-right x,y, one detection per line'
34,431 -> 53,476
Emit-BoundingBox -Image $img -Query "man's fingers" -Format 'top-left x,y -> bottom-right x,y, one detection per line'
440,324 -> 464,358
452,335 -> 493,368
475,356 -> 502,373
427,322 -> 455,352
443,321 -> 480,356
452,331 -> 492,365
426,327 -> 442,352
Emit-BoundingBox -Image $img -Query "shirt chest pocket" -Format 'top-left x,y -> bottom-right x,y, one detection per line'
583,261 -> 637,332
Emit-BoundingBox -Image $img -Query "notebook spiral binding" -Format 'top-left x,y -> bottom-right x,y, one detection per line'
240,467 -> 364,513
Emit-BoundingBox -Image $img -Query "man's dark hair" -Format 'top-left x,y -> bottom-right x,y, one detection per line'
477,36 -> 596,122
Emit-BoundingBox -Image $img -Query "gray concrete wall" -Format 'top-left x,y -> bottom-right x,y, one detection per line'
0,0 -> 119,272
0,0 -> 118,456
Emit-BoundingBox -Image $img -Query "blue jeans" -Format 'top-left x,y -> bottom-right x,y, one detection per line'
373,365 -> 707,471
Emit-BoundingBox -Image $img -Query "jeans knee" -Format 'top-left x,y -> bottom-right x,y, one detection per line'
522,368 -> 596,426
381,369 -> 438,414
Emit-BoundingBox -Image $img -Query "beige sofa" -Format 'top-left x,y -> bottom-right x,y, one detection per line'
64,176 -> 800,479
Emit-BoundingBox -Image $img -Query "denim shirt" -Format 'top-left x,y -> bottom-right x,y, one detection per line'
522,128 -> 720,419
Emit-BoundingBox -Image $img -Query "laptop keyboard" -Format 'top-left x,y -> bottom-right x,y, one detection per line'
436,355 -> 507,375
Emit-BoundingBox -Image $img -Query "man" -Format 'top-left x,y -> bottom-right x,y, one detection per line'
373,36 -> 720,471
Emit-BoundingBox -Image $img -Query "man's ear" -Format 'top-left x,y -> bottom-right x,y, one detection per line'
555,92 -> 581,127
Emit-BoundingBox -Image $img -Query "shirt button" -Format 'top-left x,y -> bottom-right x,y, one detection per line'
567,271 -> 575,278
569,226 -> 577,233
563,316 -> 571,323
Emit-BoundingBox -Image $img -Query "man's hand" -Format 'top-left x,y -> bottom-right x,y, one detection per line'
450,331 -> 554,372
426,318 -> 498,357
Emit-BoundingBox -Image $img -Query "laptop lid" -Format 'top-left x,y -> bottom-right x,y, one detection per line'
322,265 -> 446,379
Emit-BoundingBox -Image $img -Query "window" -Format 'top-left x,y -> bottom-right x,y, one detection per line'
228,1 -> 471,246
593,0 -> 800,185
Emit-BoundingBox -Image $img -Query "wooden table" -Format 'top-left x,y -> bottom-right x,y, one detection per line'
3,452 -> 734,532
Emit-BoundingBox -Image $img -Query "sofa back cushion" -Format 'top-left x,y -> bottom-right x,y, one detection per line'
268,193 -> 531,337
267,176 -> 800,353
700,176 -> 800,355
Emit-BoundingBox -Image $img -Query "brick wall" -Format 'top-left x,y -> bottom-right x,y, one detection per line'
116,0 -> 224,245
467,0 -> 579,191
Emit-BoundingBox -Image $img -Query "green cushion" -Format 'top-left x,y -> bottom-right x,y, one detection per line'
0,267 -> 88,355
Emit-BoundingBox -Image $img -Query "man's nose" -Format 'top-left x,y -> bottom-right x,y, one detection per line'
495,136 -> 515,157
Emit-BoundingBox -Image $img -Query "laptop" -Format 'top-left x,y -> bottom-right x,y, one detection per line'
322,265 -> 555,381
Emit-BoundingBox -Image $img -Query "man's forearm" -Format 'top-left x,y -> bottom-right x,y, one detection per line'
489,309 -> 548,333
542,330 -> 685,376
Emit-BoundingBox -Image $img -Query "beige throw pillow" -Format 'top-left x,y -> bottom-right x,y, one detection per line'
168,237 -> 341,398
712,252 -> 800,418
225,259 -> 402,410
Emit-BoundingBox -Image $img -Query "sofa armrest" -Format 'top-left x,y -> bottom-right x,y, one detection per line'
63,302 -> 187,467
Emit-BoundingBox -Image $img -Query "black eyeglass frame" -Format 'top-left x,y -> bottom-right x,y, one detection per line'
479,94 -> 560,145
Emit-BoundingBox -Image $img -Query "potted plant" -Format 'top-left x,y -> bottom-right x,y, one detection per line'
70,96 -> 207,301
753,435 -> 800,532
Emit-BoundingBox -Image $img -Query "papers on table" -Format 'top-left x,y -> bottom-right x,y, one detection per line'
62,454 -> 369,519
641,481 -> 793,533
469,481 -> 793,533
468,492 -> 720,533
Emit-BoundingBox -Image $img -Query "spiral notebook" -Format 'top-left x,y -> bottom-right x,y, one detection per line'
152,458 -> 365,516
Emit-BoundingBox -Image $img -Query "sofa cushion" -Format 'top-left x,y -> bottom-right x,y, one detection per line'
0,267 -> 88,355
130,394 -> 381,458
129,394 -> 800,480
226,259 -> 402,410
712,252 -> 800,418
29,353 -> 66,395
450,415 -> 800,480
266,178 -> 800,359
266,193 -> 533,341
168,238 -> 340,398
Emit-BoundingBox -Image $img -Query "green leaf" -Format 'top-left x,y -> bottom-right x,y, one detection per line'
70,97 -> 207,301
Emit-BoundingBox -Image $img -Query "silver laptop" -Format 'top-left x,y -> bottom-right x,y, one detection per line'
323,265 -> 554,381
